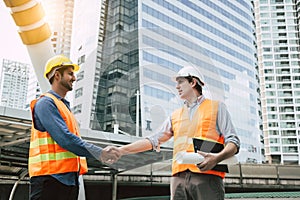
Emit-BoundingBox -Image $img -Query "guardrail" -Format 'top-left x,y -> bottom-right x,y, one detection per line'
82,163 -> 300,192
225,163 -> 300,190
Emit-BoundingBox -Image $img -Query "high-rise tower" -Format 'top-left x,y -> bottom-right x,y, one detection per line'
0,59 -> 30,110
72,0 -> 263,163
255,0 -> 300,164
42,0 -> 75,57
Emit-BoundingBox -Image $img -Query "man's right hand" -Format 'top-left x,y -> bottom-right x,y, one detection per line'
100,146 -> 121,164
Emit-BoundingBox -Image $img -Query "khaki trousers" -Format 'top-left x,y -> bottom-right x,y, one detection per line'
171,170 -> 224,200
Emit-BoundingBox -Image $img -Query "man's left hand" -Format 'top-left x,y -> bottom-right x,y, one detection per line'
196,151 -> 219,171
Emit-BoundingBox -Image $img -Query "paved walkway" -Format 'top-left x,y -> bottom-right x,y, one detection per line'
226,199 -> 300,200
121,191 -> 300,200
225,191 -> 300,199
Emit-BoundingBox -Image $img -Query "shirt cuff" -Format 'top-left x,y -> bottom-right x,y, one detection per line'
146,137 -> 161,152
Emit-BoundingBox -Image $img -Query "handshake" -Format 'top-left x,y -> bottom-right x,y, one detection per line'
98,138 -> 154,164
99,146 -> 125,165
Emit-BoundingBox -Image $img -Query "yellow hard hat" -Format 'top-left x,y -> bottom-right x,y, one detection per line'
44,55 -> 80,79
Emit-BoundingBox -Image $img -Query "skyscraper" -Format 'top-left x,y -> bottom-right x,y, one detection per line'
26,66 -> 41,109
0,59 -> 29,110
42,0 -> 75,57
255,0 -> 300,164
72,0 -> 263,163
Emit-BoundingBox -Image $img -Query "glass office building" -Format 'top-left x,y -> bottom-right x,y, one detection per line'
72,0 -> 263,163
255,0 -> 300,164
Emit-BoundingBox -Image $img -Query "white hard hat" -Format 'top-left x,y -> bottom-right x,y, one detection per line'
173,66 -> 205,86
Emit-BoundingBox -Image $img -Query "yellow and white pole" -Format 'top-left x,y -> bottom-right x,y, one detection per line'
3,0 -> 54,92
3,2 -> 87,199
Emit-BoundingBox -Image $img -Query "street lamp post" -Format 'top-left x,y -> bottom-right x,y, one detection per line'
136,90 -> 140,137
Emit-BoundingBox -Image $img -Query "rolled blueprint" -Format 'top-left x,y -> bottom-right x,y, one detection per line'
175,152 -> 238,165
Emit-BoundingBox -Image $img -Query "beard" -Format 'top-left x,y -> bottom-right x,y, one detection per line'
60,78 -> 73,91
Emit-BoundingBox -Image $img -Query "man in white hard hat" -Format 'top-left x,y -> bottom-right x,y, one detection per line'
117,66 -> 240,200
28,55 -> 121,200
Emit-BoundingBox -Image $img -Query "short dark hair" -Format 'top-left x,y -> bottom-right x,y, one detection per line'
185,76 -> 202,95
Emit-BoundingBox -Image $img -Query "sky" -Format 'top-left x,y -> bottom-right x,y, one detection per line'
0,1 -> 31,64
0,2 -> 76,101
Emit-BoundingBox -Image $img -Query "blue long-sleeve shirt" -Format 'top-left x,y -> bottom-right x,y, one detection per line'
32,90 -> 103,186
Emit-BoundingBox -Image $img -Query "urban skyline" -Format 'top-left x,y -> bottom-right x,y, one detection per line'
0,0 -> 298,166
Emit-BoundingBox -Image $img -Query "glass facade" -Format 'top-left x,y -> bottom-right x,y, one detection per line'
93,0 -> 140,134
72,0 -> 263,163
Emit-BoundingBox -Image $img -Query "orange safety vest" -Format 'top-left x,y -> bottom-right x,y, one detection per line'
28,93 -> 88,177
171,99 -> 225,178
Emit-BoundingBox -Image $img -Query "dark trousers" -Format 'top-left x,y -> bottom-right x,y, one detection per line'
171,171 -> 225,200
29,175 -> 79,200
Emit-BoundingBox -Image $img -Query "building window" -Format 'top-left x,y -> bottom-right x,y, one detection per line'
73,104 -> 82,114
76,71 -> 84,82
267,99 -> 276,104
282,146 -> 298,153
75,87 -> 83,98
280,122 -> 295,128
282,130 -> 296,136
269,130 -> 279,136
78,55 -> 86,65
270,146 -> 280,153
267,106 -> 277,112
270,138 -> 279,144
269,122 -> 278,127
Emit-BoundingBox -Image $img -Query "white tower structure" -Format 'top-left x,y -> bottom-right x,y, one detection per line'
255,0 -> 300,164
42,0 -> 75,57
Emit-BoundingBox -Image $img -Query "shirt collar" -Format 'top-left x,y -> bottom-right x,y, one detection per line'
184,95 -> 205,108
48,90 -> 70,104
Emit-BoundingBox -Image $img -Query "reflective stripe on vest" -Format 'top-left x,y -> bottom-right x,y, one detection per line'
171,99 -> 225,178
28,93 -> 88,177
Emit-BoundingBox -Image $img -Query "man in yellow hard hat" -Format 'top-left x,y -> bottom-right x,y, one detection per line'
43,54 -> 80,83
117,66 -> 240,200
28,55 -> 121,200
